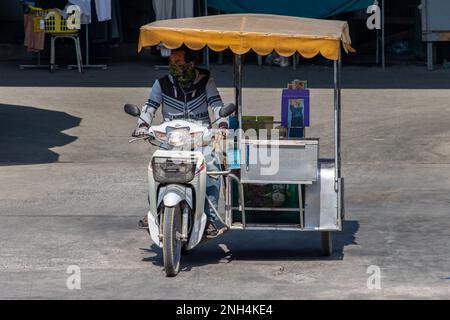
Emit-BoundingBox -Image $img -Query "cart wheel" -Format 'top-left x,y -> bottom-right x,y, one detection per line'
320,231 -> 333,256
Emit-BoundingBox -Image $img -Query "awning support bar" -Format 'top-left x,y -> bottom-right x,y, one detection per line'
333,46 -> 342,189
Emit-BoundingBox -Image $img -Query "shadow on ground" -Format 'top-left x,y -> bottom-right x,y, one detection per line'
141,220 -> 359,274
0,104 -> 81,165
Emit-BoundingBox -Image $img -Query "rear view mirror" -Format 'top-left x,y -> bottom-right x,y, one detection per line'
219,103 -> 236,118
124,104 -> 141,117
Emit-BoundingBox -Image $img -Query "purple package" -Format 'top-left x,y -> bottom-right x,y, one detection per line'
281,89 -> 310,128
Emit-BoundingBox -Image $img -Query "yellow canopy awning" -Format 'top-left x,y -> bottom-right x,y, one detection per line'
138,14 -> 354,61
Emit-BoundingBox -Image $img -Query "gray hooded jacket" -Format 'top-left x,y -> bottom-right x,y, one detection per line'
138,68 -> 226,127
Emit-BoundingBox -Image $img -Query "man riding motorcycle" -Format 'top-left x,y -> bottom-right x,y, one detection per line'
132,47 -> 228,236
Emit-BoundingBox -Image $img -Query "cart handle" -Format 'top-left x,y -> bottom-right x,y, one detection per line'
206,170 -> 231,176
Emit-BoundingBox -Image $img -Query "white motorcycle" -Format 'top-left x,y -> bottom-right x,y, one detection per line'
124,103 -> 235,276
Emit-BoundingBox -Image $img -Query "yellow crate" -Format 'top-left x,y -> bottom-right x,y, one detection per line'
30,6 -> 45,33
30,6 -> 76,34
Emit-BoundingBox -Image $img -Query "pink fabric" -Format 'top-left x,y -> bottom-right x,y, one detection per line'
24,14 -> 45,52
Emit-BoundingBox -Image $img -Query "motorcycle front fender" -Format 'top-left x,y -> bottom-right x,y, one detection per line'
154,184 -> 206,250
157,185 -> 193,208
149,185 -> 193,248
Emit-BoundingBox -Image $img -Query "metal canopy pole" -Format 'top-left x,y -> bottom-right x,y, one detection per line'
381,0 -> 385,69
233,53 -> 245,227
234,54 -> 243,133
203,0 -> 210,69
376,28 -> 379,65
333,47 -> 342,187
234,53 -> 243,158
83,25 -> 107,69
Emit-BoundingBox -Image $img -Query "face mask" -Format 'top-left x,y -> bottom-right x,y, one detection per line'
169,61 -> 196,89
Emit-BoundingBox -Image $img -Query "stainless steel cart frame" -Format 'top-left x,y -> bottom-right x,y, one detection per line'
221,50 -> 344,254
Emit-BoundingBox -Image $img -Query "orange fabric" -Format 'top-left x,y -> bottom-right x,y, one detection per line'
138,14 -> 354,60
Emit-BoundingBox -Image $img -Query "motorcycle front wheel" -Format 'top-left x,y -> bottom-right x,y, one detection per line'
162,205 -> 182,277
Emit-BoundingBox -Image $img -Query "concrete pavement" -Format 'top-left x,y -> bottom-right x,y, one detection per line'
0,62 -> 449,299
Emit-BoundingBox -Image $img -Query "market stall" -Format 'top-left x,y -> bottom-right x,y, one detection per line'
138,13 -> 352,256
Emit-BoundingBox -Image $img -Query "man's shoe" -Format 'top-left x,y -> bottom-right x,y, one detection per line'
138,216 -> 148,229
204,221 -> 219,238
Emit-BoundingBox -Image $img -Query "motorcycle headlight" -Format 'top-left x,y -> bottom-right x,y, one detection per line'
167,128 -> 190,147
151,157 -> 197,183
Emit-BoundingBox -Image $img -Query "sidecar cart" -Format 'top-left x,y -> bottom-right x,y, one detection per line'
138,13 -> 352,256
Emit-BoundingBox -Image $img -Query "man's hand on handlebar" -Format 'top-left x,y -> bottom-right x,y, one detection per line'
132,124 -> 149,138
213,122 -> 228,152
217,122 -> 228,138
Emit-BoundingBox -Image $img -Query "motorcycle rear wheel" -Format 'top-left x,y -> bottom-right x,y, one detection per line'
162,205 -> 182,277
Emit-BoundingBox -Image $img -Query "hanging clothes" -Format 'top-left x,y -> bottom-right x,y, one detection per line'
108,0 -> 121,41
152,0 -> 173,20
89,0 -> 120,43
22,1 -> 37,13
151,0 -> 195,20
152,0 -> 174,57
68,0 -> 92,24
23,13 -> 45,52
175,0 -> 194,18
95,0 -> 111,22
